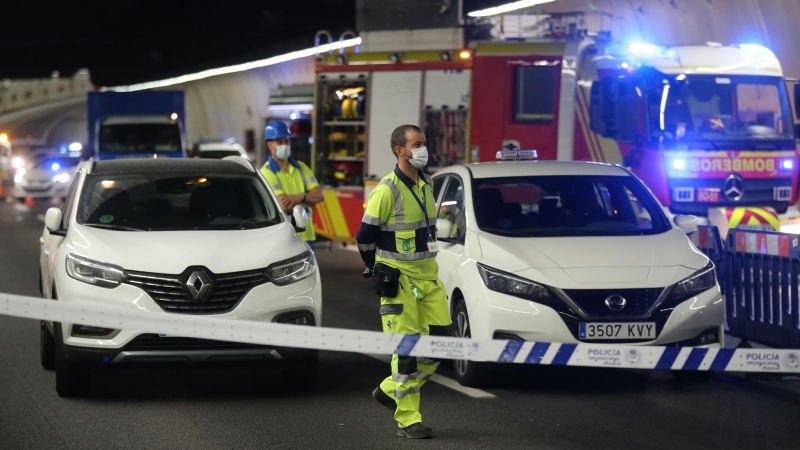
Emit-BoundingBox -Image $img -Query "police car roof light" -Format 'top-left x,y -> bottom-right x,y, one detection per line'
496,150 -> 538,161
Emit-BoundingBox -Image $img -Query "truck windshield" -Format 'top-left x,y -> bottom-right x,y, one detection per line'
473,175 -> 671,237
645,74 -> 794,148
99,123 -> 182,154
77,173 -> 281,231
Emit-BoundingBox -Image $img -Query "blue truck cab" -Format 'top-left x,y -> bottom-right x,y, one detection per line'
88,91 -> 187,160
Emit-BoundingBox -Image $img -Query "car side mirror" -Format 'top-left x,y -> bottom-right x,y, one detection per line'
292,205 -> 308,232
673,214 -> 698,235
45,207 -> 63,233
436,218 -> 451,240
590,78 -> 619,138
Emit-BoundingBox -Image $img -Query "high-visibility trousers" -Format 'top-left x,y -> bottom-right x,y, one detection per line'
379,275 -> 451,427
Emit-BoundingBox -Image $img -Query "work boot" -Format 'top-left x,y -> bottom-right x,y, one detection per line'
372,387 -> 396,416
397,423 -> 433,439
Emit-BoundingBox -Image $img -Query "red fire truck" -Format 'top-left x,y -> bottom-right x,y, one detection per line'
305,12 -> 800,242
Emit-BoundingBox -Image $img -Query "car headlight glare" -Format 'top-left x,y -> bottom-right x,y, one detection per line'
266,251 -> 316,286
52,173 -> 70,183
477,263 -> 553,301
66,254 -> 126,288
14,168 -> 25,184
669,261 -> 716,301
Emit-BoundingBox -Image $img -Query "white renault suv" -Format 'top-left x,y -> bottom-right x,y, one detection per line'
39,158 -> 321,396
432,159 -> 723,386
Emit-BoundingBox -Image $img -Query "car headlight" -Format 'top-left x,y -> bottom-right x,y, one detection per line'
12,157 -> 24,169
14,168 -> 25,184
52,173 -> 70,183
66,254 -> 126,288
266,251 -> 316,286
477,263 -> 553,302
669,261 -> 716,301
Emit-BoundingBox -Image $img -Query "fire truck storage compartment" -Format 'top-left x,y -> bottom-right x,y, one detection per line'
315,72 -> 367,187
423,69 -> 471,169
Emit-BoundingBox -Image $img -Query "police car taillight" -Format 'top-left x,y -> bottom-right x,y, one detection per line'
496,150 -> 538,161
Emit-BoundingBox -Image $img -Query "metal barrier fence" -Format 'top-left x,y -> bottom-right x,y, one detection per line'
693,225 -> 800,348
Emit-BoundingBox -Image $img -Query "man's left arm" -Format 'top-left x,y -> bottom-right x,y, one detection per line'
282,163 -> 325,209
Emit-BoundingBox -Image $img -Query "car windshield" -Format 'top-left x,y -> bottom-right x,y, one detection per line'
644,74 -> 794,148
99,123 -> 182,154
199,150 -> 242,159
473,175 -> 671,237
32,157 -> 81,171
77,172 -> 281,231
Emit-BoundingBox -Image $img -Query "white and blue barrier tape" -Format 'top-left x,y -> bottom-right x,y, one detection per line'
2,292 -> 798,373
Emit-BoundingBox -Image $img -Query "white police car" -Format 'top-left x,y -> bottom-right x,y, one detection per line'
39,157 -> 321,396
432,152 -> 723,386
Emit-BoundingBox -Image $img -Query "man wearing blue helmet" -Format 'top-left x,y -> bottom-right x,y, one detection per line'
261,121 -> 324,248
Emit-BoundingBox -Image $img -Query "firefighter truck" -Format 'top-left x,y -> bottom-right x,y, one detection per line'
300,12 -> 800,243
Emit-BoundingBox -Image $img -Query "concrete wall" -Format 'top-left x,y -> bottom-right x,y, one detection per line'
534,0 -> 800,78
0,71 -> 92,114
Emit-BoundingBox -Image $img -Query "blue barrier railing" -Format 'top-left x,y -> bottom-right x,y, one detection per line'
691,226 -> 800,348
723,229 -> 800,348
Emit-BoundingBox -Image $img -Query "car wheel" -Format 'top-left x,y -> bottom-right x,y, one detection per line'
40,321 -> 56,371
282,350 -> 320,392
54,323 -> 90,397
672,370 -> 713,382
452,301 -> 489,387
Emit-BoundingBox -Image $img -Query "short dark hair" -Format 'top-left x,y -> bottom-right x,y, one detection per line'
390,124 -> 422,155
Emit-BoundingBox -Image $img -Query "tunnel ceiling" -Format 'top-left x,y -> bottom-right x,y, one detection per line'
1,0 -> 507,87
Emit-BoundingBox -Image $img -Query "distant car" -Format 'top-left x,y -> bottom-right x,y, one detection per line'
194,142 -> 249,160
432,158 -> 723,386
15,155 -> 82,199
39,158 -> 321,396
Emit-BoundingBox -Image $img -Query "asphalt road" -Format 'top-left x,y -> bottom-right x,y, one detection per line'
1,200 -> 799,449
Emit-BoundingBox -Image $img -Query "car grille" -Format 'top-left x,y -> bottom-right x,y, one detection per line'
124,334 -> 266,351
124,268 -> 268,315
561,288 -> 664,318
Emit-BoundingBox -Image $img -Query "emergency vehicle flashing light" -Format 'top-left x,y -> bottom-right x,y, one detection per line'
671,158 -> 687,171
497,150 -> 538,161
738,43 -> 775,59
69,142 -> 82,152
782,159 -> 794,170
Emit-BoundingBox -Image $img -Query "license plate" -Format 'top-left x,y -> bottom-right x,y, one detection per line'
579,322 -> 656,340
697,188 -> 720,203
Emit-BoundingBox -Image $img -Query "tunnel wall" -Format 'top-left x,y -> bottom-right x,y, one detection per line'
534,0 -> 800,78
177,57 -> 315,158
0,71 -> 93,115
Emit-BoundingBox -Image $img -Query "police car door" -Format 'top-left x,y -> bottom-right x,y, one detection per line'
434,175 -> 466,298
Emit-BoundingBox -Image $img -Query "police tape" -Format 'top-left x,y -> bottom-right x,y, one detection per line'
2,292 -> 799,373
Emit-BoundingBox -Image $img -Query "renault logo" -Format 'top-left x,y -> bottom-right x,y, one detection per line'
723,174 -> 744,201
186,271 -> 211,300
604,294 -> 627,312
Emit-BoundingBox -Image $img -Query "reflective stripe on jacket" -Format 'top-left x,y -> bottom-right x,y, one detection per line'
356,166 -> 438,280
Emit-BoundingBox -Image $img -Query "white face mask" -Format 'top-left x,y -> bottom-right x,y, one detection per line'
275,144 -> 291,160
403,146 -> 428,169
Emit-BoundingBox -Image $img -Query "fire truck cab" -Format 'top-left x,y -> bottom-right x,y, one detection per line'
585,42 -> 799,226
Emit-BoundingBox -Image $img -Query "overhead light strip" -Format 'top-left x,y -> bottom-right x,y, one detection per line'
105,38 -> 362,92
468,0 -> 555,17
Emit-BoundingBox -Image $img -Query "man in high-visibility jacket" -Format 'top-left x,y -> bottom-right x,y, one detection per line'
260,121 -> 324,248
356,124 -> 451,439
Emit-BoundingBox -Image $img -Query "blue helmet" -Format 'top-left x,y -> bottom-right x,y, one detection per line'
265,121 -> 291,141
